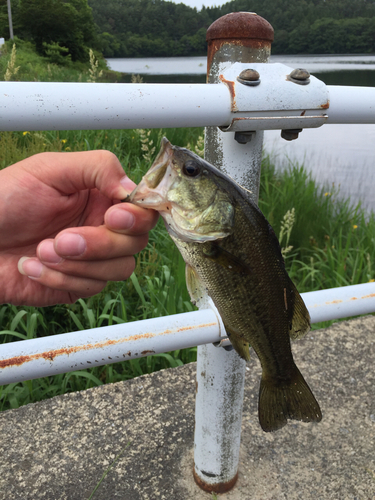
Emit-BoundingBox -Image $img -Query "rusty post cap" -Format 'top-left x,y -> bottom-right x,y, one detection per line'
206,12 -> 274,42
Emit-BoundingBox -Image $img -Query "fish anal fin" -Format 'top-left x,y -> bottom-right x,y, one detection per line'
259,365 -> 322,432
289,282 -> 311,340
225,328 -> 251,362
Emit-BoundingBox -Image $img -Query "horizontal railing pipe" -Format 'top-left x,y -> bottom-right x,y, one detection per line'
1,81 -> 375,132
326,86 -> 375,124
302,282 -> 375,323
0,82 -> 231,131
0,309 -> 220,385
0,282 -> 374,386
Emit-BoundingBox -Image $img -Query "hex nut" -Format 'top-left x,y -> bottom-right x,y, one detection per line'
281,129 -> 302,141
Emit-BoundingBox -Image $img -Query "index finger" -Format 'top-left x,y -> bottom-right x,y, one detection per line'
23,150 -> 132,200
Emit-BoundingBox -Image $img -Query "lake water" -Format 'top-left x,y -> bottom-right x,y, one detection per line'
107,55 -> 375,212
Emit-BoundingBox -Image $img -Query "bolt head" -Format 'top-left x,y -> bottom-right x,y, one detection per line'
238,69 -> 260,81
289,68 -> 310,81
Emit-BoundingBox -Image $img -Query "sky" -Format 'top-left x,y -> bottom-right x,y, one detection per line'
169,0 -> 229,10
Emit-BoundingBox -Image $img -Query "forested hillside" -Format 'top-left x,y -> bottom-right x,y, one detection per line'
1,0 -> 375,59
88,0 -> 375,57
87,0 -> 210,57
220,0 -> 375,54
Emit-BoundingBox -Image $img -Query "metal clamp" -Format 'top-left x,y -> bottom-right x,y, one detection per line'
218,62 -> 329,133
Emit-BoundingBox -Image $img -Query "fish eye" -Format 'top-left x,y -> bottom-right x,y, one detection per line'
183,160 -> 201,177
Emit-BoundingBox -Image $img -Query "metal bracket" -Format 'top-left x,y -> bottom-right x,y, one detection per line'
218,62 -> 329,133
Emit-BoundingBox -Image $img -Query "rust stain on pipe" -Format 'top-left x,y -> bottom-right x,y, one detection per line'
219,74 -> 237,111
0,322 -> 217,370
361,293 -> 375,299
325,299 -> 343,305
193,466 -> 238,493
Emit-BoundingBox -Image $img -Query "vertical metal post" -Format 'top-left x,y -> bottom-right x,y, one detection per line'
7,0 -> 14,40
193,13 -> 274,493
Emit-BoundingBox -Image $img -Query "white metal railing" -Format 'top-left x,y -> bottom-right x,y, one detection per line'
0,283 -> 374,386
1,81 -> 374,132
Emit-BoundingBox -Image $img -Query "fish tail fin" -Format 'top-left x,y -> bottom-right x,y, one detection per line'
258,365 -> 322,432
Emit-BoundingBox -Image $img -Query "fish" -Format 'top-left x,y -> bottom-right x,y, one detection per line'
126,137 -> 322,432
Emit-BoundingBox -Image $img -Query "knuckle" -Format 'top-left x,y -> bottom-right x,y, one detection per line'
133,234 -> 149,253
97,150 -> 121,167
55,271 -> 73,290
122,257 -> 136,279
81,281 -> 107,297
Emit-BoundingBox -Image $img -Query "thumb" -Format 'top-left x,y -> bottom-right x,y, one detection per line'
24,150 -> 136,200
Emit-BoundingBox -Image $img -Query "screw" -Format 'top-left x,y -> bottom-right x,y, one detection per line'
237,69 -> 260,86
288,68 -> 310,85
281,129 -> 302,141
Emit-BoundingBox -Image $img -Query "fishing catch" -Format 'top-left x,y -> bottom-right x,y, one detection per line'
126,138 -> 322,432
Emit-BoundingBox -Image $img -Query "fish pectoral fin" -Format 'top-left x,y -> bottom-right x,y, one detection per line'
202,242 -> 251,275
225,328 -> 251,362
185,264 -> 207,308
289,282 -> 311,340
258,366 -> 322,432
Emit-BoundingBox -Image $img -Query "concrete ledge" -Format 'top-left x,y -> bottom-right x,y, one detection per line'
0,316 -> 374,499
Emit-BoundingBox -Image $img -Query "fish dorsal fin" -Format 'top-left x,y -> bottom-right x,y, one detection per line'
289,281 -> 311,340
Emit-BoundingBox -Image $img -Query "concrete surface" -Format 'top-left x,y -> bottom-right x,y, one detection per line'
0,315 -> 374,500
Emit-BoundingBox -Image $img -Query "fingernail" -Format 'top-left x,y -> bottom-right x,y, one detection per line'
106,207 -> 135,230
38,240 -> 63,264
120,175 -> 136,195
55,233 -> 86,257
18,257 -> 43,278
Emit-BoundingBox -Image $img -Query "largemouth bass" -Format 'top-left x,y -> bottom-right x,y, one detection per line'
127,138 -> 322,432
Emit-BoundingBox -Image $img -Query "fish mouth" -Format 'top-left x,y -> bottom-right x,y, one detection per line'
128,137 -> 175,210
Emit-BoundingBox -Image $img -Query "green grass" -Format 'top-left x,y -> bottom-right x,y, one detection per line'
259,155 -> 375,293
0,37 -> 119,83
0,127 -> 203,411
0,128 -> 373,411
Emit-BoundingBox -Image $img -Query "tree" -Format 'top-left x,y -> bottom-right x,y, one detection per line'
16,0 -> 97,62
88,0 -> 375,57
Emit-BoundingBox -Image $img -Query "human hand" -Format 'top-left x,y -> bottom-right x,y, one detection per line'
0,151 -> 158,306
